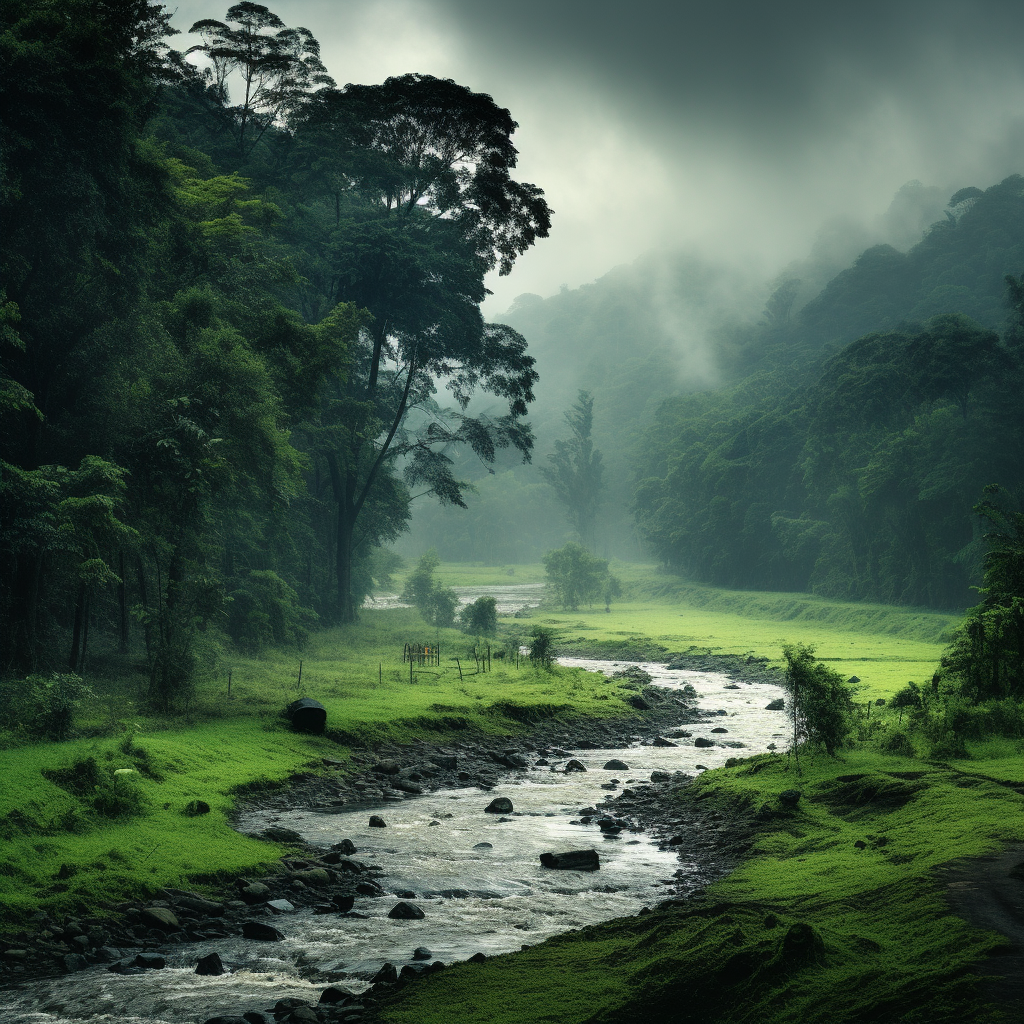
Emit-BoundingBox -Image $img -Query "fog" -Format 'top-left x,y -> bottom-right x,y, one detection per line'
169,0 -> 1024,315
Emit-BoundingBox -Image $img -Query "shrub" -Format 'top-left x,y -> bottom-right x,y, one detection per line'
529,626 -> 556,667
781,644 -> 855,757
880,730 -> 916,757
460,596 -> 497,635
29,673 -> 92,740
92,768 -> 147,819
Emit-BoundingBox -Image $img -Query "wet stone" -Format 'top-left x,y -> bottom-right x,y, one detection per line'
388,902 -> 425,920
369,815 -> 387,828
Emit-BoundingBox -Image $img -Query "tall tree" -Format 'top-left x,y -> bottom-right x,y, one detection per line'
187,3 -> 333,159
292,74 -> 552,620
541,390 -> 604,550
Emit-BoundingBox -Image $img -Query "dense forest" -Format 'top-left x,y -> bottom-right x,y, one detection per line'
0,0 -> 551,701
5,0 -> 1024,718
407,175 -> 1024,610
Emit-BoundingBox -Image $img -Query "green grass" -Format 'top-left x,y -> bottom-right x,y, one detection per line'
378,743 -> 1024,1024
414,561 -> 956,699
0,609 -> 635,924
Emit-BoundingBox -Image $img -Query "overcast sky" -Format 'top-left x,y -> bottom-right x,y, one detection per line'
169,0 -> 1024,314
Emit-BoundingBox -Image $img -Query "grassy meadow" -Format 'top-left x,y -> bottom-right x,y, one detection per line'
7,561 -> 1017,1023
0,606 -> 632,924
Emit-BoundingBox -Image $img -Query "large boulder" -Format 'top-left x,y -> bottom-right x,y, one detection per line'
141,907 -> 179,930
242,920 -> 285,941
484,797 -> 513,814
388,902 -> 425,920
603,759 -> 630,770
765,698 -> 785,711
540,850 -> 600,871
286,697 -> 327,734
195,952 -> 225,976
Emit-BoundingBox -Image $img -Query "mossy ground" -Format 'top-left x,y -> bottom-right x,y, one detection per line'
2,564 -> 1011,1023
377,745 -> 1024,1024
0,608 -> 629,925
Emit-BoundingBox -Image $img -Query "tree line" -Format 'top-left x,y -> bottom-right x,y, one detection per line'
0,0 -> 551,704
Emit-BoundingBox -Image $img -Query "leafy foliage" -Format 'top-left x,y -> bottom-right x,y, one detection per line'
781,644 -> 856,757
543,543 -> 617,612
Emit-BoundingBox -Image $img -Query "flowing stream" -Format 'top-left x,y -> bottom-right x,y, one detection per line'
1,660 -> 785,1024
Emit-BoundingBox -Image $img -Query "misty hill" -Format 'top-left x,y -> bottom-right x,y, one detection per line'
794,175 -> 1024,349
406,173 -> 1024,594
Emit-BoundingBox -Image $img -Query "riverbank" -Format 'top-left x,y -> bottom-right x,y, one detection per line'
372,742 -> 1024,1024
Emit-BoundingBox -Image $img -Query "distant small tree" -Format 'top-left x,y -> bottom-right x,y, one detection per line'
541,390 -> 604,550
460,596 -> 497,635
424,586 -> 459,629
401,550 -> 458,627
890,682 -> 922,725
782,643 -> 855,762
529,626 -> 555,667
543,542 -> 611,611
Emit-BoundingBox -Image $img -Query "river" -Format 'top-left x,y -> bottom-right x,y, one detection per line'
1,659 -> 786,1024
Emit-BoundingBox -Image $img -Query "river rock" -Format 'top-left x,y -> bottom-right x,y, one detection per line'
318,987 -> 350,1004
711,727 -> 729,733
388,901 -> 425,920
369,815 -> 387,827
474,842 -> 493,849
412,946 -> 432,960
373,760 -> 401,775
141,907 -> 179,930
331,839 -> 357,854
133,952 -> 166,969
485,797 -> 513,814
242,920 -> 285,941
285,1007 -> 318,1023
177,896 -> 225,917
695,764 -> 709,770
267,899 -> 296,913
392,779 -> 424,794
564,759 -> 587,772
627,695 -> 650,710
650,771 -> 671,782
495,752 -> 530,769
62,953 -> 90,972
430,754 -> 458,770
261,826 -> 303,844
766,698 -> 785,710
540,850 -> 600,871
203,1017 -> 248,1024
693,737 -> 715,748
243,1012 -> 274,1024
373,962 -> 399,984
195,951 -> 225,976
240,882 -> 270,904
603,759 -> 629,770
356,881 -> 384,896
290,868 -> 331,886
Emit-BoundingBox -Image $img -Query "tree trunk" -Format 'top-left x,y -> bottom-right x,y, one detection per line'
69,582 -> 87,671
336,504 -> 357,623
9,551 -> 42,672
118,549 -> 128,651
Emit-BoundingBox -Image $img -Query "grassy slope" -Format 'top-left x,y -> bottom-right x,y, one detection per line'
370,565 -> 1021,1024
532,562 -> 957,699
379,747 -> 1024,1024
0,609 -> 630,924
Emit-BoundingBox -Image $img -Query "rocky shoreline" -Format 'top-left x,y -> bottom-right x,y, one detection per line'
1,661 -> 780,1024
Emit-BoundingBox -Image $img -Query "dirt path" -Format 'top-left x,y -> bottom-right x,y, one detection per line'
942,843 -> 1024,1014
